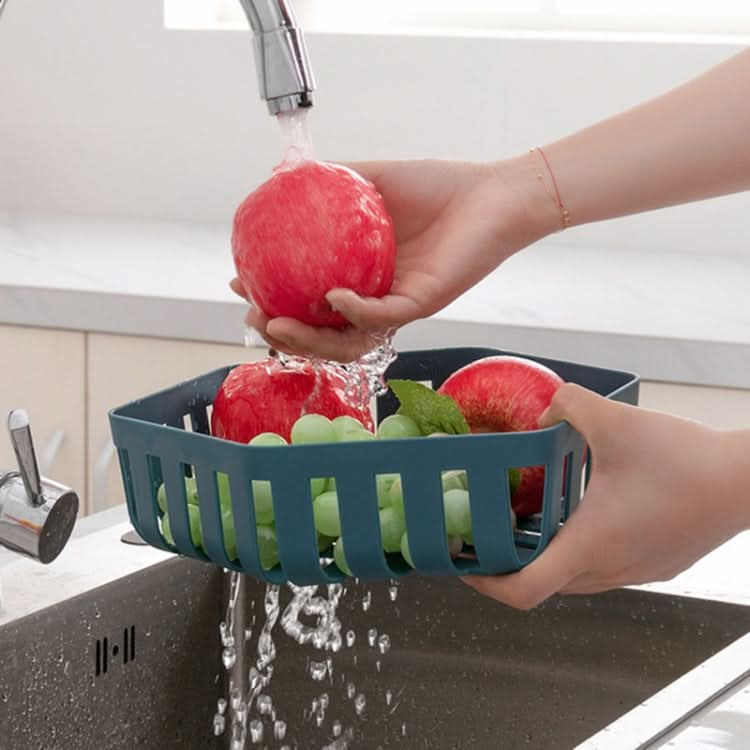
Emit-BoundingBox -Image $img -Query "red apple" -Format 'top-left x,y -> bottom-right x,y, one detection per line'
211,358 -> 373,444
232,160 -> 396,328
437,356 -> 564,517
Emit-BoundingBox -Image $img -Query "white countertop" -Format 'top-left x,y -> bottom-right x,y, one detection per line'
1,211 -> 749,388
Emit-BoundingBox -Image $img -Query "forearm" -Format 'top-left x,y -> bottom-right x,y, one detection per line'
503,49 -> 750,234
721,429 -> 750,531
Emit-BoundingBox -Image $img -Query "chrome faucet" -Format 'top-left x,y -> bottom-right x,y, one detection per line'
238,0 -> 316,115
0,410 -> 79,563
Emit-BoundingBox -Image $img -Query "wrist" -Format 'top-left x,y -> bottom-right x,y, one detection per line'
491,152 -> 564,245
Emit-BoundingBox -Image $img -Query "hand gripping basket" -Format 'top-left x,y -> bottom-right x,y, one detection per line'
109,347 -> 639,585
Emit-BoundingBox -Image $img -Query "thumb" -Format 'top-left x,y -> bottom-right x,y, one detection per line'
539,383 -> 616,445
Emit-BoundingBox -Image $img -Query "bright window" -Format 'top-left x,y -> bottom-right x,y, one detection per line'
165,0 -> 750,37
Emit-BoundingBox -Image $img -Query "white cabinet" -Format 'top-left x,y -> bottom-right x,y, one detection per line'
639,381 -> 750,429
86,333 -> 266,515
0,325 -> 86,503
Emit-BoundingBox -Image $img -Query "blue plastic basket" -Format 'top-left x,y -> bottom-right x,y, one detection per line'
109,347 -> 639,585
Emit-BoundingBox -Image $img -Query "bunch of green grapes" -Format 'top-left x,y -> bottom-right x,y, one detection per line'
157,411 -> 516,576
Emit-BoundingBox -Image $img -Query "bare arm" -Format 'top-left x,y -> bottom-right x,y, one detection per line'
510,48 -> 750,233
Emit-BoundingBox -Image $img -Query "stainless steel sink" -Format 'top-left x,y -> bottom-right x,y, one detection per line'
1,526 -> 750,750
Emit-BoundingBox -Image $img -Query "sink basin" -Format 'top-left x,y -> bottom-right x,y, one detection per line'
1,538 -> 749,749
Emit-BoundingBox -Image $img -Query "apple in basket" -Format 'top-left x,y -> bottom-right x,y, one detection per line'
437,356 -> 564,517
211,358 -> 373,444
232,160 -> 396,328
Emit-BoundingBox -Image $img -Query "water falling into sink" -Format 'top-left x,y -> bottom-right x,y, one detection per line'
214,107 -> 402,749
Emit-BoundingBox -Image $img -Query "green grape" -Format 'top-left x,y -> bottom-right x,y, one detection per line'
342,429 -> 376,443
160,513 -> 174,545
216,472 -> 233,514
161,505 -> 202,549
251,480 -> 275,525
291,414 -> 336,445
441,470 -> 466,493
388,478 -> 406,521
443,488 -> 471,537
376,473 -> 399,508
257,525 -> 280,570
310,477 -> 327,499
400,531 -> 414,568
447,535 -> 464,557
222,509 -> 238,561
247,432 -> 287,525
156,473 -> 202,514
184,476 -> 200,505
156,483 -> 167,514
333,537 -> 351,576
317,532 -> 336,553
379,506 -> 406,553
377,414 -> 422,439
313,490 -> 342,537
331,415 -> 365,441
249,431 -> 288,447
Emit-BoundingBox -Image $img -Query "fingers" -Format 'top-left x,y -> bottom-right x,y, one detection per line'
539,382 -> 621,446
459,522 -> 591,610
326,289 -> 420,332
230,277 -> 249,301
265,317 -> 379,363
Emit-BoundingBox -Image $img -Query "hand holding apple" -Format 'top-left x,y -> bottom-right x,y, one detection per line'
461,383 -> 750,609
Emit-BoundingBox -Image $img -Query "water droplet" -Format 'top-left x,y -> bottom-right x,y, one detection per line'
367,628 -> 378,647
320,693 -> 330,710
310,660 -> 328,681
257,694 -> 273,715
217,698 -> 227,715
346,682 -> 356,700
248,667 -> 261,690
402,722 -> 407,736
346,630 -> 356,647
361,591 -> 372,612
389,584 -> 398,602
386,689 -> 392,706
213,713 -> 226,736
354,693 -> 366,716
274,719 -> 287,740
230,687 -> 243,711
377,634 -> 391,654
249,719 -> 263,743
333,720 -> 342,737
222,646 -> 237,669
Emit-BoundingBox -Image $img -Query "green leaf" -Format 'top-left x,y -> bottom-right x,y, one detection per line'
387,380 -> 470,436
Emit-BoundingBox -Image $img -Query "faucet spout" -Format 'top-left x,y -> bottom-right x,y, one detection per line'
238,0 -> 315,115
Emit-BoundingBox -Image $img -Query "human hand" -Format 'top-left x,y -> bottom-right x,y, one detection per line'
462,383 -> 750,609
232,157 -> 557,362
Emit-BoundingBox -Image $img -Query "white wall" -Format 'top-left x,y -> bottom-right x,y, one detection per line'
0,0 -> 747,256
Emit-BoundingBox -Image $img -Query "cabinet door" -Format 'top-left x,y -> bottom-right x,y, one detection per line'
0,325 -> 86,507
87,333 -> 266,515
639,381 -> 750,429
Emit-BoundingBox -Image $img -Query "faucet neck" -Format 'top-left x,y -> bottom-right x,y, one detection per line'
238,0 -> 316,115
